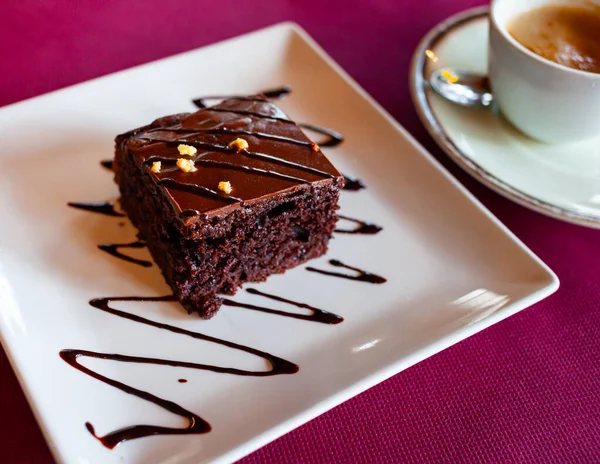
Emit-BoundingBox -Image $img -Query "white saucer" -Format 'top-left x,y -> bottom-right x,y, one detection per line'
410,6 -> 600,229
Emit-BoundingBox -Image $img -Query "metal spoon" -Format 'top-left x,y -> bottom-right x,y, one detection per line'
429,68 -> 493,108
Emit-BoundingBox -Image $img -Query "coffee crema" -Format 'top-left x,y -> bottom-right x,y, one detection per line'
508,4 -> 600,74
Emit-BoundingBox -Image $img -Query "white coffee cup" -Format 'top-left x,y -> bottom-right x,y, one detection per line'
489,0 -> 600,144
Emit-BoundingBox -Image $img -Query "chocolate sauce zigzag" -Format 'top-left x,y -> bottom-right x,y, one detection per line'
306,259 -> 387,284
89,296 -> 299,375
98,241 -> 152,267
223,288 -> 343,324
67,201 -> 124,217
60,295 -> 298,449
342,174 -> 366,191
298,123 -> 344,148
335,215 -> 382,235
61,349 -> 210,449
191,86 -> 292,108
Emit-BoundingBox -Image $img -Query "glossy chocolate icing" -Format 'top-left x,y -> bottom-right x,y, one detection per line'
191,87 -> 344,148
118,97 -> 343,219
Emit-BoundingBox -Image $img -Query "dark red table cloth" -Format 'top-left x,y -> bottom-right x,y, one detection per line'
1,1 -> 599,462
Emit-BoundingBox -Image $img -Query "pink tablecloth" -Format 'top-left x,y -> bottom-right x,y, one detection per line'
1,1 -> 599,462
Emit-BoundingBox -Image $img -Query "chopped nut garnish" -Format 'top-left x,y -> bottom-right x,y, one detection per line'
228,138 -> 249,152
177,144 -> 197,156
218,181 -> 232,194
150,161 -> 162,173
311,142 -> 320,151
176,158 -> 197,173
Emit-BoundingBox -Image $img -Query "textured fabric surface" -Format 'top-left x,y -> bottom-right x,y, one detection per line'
1,1 -> 599,462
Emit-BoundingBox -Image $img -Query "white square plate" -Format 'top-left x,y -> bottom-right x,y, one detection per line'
0,22 -> 558,464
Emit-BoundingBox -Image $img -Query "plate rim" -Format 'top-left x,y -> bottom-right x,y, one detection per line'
0,19 -> 560,464
409,5 -> 600,229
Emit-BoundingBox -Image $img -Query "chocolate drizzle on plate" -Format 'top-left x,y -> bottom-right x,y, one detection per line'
297,123 -> 344,148
98,241 -> 152,268
59,88 -> 389,452
191,86 -> 292,109
335,215 -> 382,235
342,174 -> 366,191
306,259 -> 387,284
261,86 -> 293,99
223,288 -> 343,324
67,201 -> 124,217
101,159 -> 114,171
60,295 -> 298,449
87,296 -> 300,376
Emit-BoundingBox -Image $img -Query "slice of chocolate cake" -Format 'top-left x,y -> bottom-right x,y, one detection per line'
114,95 -> 344,318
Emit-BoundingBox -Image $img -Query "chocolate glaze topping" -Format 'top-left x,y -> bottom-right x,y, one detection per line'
191,87 -> 344,148
119,96 -> 343,218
